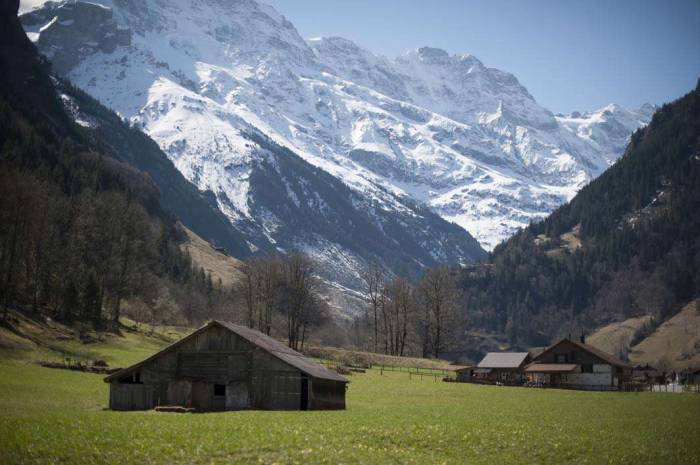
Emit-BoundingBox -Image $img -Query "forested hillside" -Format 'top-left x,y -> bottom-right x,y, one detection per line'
457,80 -> 700,350
0,1 -> 230,327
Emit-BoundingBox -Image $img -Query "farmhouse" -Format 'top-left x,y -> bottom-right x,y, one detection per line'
525,338 -> 632,390
104,321 -> 348,411
633,363 -> 663,383
455,366 -> 474,382
473,352 -> 532,383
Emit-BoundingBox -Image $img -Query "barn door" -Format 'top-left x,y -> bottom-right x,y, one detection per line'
191,382 -> 210,410
300,377 -> 309,410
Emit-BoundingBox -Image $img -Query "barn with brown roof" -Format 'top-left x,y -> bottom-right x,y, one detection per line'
525,337 -> 632,390
104,321 -> 348,411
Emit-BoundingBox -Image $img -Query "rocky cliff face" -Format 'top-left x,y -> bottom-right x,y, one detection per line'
22,1 -> 130,74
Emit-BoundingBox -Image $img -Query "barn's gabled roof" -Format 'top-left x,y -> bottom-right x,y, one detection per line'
477,352 -> 530,369
105,320 -> 348,383
534,338 -> 632,368
214,321 -> 348,382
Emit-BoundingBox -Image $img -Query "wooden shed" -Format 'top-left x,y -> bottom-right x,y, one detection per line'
104,321 -> 348,411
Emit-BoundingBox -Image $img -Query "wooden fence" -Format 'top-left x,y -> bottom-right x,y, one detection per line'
651,383 -> 700,393
316,359 -> 455,381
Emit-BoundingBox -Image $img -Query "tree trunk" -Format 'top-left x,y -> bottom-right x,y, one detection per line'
1,208 -> 22,318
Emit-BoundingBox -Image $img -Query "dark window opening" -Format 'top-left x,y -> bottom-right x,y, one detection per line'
581,364 -> 593,373
555,354 -> 567,363
118,371 -> 142,384
214,384 -> 226,396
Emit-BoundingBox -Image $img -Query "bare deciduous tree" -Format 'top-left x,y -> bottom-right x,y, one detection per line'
383,277 -> 415,356
418,266 -> 461,358
237,251 -> 325,350
361,262 -> 384,353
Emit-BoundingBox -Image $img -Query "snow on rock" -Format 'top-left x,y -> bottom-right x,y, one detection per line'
21,0 -> 651,263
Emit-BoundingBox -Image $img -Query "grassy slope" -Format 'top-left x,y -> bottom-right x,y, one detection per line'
1,320 -> 699,464
181,225 -> 245,288
585,299 -> 700,370
586,315 -> 652,356
0,311 -> 186,367
628,300 -> 700,369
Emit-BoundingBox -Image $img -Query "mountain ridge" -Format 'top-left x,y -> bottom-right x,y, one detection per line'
20,0 -> 650,288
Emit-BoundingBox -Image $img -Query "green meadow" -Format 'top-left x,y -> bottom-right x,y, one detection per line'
0,328 -> 699,465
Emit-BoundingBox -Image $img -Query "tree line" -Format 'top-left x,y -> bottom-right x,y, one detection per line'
235,252 -> 328,351
349,263 -> 463,358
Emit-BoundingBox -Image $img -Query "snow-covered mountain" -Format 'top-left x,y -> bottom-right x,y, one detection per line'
20,0 -> 651,275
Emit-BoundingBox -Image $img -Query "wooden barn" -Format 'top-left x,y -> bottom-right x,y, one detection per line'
104,321 -> 348,411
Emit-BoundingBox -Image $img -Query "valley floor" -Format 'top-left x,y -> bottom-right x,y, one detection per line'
0,320 -> 699,464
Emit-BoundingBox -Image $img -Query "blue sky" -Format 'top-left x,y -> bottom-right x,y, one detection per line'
266,0 -> 700,113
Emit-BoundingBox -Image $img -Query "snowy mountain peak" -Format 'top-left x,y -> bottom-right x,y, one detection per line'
415,46 -> 450,62
638,102 -> 657,113
308,36 -> 363,50
403,46 -> 481,68
22,0 -> 651,263
307,36 -> 384,74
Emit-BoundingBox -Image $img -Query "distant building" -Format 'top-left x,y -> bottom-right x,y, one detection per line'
525,338 -> 632,390
632,363 -> 662,383
104,321 -> 348,411
455,366 -> 474,382
473,352 -> 532,384
679,367 -> 700,385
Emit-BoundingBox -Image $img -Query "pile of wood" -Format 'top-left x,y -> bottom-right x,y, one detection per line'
334,365 -> 352,375
154,406 -> 196,413
330,364 -> 366,375
37,360 -> 121,374
347,364 -> 367,373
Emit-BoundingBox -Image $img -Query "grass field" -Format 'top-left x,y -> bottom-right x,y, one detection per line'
1,321 -> 699,464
